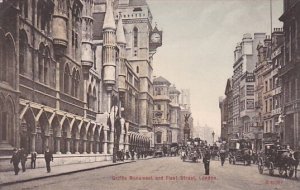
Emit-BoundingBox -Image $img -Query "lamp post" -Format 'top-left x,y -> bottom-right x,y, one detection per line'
212,131 -> 215,144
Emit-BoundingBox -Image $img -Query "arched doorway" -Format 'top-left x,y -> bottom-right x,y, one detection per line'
20,107 -> 36,154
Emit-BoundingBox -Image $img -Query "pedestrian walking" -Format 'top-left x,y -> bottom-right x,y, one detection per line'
203,147 -> 211,175
125,150 -> 130,160
130,149 -> 135,160
31,151 -> 37,169
19,148 -> 28,172
10,148 -> 20,175
44,146 -> 53,173
219,149 -> 226,166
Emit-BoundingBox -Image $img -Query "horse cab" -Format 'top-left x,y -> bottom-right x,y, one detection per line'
258,143 -> 295,177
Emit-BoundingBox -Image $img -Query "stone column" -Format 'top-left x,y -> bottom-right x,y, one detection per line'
103,129 -> 108,154
44,135 -> 49,149
96,141 -> 100,154
109,131 -> 114,154
124,134 -> 129,151
119,130 -> 124,150
66,138 -> 71,154
31,133 -> 36,152
75,139 -> 80,154
89,140 -> 94,154
83,139 -> 87,154
56,136 -> 61,154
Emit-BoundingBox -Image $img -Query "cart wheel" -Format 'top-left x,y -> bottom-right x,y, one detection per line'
269,162 -> 274,176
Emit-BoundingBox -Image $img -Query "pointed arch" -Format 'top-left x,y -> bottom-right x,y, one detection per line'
0,32 -> 16,86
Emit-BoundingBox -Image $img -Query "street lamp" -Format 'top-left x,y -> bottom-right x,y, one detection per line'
212,131 -> 215,144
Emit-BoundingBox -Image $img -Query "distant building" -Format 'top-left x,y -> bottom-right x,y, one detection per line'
153,77 -> 182,148
231,33 -> 266,149
179,89 -> 193,143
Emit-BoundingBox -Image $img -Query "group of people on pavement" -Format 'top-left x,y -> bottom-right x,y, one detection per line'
10,146 -> 53,175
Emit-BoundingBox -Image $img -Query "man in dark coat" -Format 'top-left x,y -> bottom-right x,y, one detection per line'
44,146 -> 53,173
31,151 -> 37,169
10,148 -> 20,175
203,147 -> 211,175
19,148 -> 28,172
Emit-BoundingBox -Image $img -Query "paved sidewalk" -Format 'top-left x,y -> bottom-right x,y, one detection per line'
0,160 -> 136,186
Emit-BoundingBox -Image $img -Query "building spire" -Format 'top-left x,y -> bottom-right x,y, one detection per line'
116,12 -> 126,44
103,0 -> 116,30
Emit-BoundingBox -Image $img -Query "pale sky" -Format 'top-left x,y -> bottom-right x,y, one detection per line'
147,0 -> 283,137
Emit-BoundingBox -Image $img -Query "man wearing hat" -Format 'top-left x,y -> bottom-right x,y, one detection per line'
10,148 -> 20,175
203,146 -> 211,175
44,146 -> 53,173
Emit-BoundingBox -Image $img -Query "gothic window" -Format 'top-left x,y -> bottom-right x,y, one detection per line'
133,27 -> 138,47
0,98 -> 6,141
24,0 -> 28,18
156,132 -> 162,144
38,44 -> 44,82
19,0 -> 28,18
37,0 -> 52,32
0,33 -> 16,86
87,85 -> 92,109
92,87 -> 96,111
0,31 -> 7,82
44,48 -> 50,84
75,71 -> 80,97
64,64 -> 70,93
136,66 -> 139,73
71,69 -> 76,96
0,98 -> 14,143
19,31 -> 28,75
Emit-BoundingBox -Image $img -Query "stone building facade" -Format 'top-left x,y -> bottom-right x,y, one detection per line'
219,78 -> 233,142
230,33 -> 266,149
152,76 -> 184,148
279,0 -> 300,150
0,0 -> 158,171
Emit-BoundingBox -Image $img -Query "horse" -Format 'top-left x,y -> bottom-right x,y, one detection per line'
242,148 -> 252,166
291,151 -> 300,178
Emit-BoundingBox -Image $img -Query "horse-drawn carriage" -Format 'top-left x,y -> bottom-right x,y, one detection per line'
170,143 -> 179,156
228,139 -> 252,165
257,143 -> 297,178
181,146 -> 199,162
